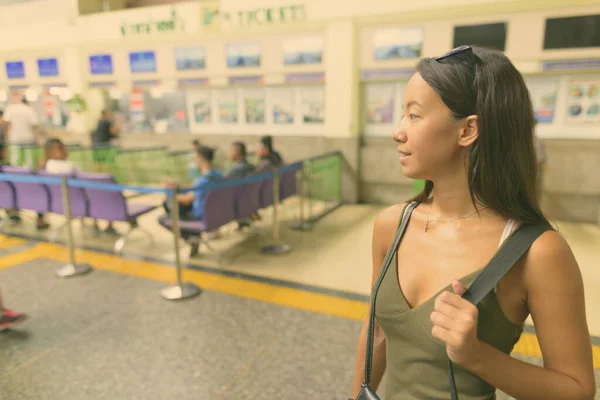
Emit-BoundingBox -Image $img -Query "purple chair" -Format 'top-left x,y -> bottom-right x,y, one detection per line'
279,170 -> 297,201
1,166 -> 50,215
38,170 -> 89,241
235,181 -> 263,220
260,178 -> 274,209
75,172 -> 157,253
38,171 -> 88,217
160,185 -> 238,258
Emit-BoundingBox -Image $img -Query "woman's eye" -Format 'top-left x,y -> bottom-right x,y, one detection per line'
409,114 -> 418,120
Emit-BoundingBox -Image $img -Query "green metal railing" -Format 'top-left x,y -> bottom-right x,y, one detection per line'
5,144 -> 84,170
301,151 -> 343,225
162,150 -> 195,186
112,146 -> 169,185
3,144 -> 346,227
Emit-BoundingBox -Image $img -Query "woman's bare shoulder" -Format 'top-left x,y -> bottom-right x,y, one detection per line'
522,229 -> 580,287
373,203 -> 410,246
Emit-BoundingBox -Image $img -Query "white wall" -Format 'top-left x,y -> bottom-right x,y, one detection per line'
358,4 -> 600,139
0,0 -> 76,28
0,0 -> 599,139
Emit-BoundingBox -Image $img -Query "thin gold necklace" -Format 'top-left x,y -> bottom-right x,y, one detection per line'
424,206 -> 489,233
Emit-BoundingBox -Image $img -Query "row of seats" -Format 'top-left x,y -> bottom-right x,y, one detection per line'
0,165 -> 298,254
160,168 -> 298,241
0,166 -> 156,226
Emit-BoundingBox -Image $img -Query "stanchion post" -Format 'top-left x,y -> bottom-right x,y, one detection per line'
160,186 -> 201,300
273,170 -> 281,243
261,168 -> 291,254
306,160 -> 313,223
55,177 -> 92,278
290,162 -> 312,231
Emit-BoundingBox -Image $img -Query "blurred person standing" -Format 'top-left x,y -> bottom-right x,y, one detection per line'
3,97 -> 39,167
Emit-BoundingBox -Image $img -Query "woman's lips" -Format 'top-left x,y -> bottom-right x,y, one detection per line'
398,151 -> 411,163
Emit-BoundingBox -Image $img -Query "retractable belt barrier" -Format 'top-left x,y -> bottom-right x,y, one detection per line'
0,160 -> 308,300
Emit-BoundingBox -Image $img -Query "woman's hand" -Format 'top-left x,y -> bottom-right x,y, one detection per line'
430,280 -> 481,369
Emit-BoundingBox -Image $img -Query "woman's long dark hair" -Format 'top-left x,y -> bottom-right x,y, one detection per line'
409,46 -> 551,227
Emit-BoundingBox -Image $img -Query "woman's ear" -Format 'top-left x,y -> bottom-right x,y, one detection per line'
459,115 -> 479,147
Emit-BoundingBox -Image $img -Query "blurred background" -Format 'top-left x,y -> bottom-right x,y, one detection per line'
0,0 -> 597,221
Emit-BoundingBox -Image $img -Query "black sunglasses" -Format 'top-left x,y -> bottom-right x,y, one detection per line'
434,45 -> 473,62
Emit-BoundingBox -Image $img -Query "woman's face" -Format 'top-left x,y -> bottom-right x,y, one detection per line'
393,72 -> 468,181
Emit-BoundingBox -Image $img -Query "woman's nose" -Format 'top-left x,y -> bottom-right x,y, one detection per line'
392,123 -> 407,143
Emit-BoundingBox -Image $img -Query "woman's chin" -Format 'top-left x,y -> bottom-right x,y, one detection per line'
400,164 -> 417,179
401,167 -> 427,181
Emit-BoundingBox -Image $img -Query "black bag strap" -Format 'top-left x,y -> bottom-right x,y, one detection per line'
448,223 -> 550,400
364,201 -> 419,384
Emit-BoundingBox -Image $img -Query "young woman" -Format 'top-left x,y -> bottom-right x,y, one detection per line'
351,46 -> 595,400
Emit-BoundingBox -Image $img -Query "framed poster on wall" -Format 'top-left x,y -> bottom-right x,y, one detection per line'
373,27 -> 423,60
186,90 -> 211,124
283,36 -> 324,65
566,79 -> 600,124
175,47 -> 206,70
244,91 -> 265,124
526,78 -> 558,124
362,81 -> 407,136
366,84 -> 395,124
271,88 -> 295,124
218,90 -> 238,123
226,42 -> 261,68
299,87 -> 325,124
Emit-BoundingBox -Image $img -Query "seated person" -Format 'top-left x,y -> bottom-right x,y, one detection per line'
224,141 -> 256,229
225,141 -> 254,180
33,138 -> 80,229
162,146 -> 224,228
254,135 -> 284,173
43,138 -> 79,175
43,138 -> 115,235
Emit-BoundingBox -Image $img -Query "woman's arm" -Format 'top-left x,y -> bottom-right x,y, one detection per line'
431,231 -> 596,400
352,317 -> 386,397
351,204 -> 406,397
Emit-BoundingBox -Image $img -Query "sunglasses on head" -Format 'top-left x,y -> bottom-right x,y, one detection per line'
434,45 -> 473,62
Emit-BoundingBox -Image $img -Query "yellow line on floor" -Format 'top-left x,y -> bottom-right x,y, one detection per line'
6,242 -> 600,369
0,243 -> 49,269
36,242 -> 370,321
0,234 -> 28,250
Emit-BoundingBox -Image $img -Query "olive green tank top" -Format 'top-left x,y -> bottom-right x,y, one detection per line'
375,216 -> 523,400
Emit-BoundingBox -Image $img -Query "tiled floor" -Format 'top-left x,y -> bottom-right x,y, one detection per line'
1,258 -> 598,400
1,200 -> 599,399
3,198 -> 599,334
